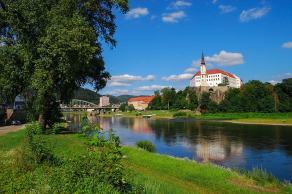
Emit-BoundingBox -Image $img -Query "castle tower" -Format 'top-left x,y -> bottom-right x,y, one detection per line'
200,53 -> 208,87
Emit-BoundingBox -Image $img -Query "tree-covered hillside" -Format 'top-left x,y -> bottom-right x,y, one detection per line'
72,88 -> 136,104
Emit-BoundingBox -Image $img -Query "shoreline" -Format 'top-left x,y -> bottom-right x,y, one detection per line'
63,111 -> 292,126
99,114 -> 292,126
219,120 -> 292,126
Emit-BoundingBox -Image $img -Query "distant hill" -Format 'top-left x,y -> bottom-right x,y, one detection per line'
115,95 -> 136,103
72,88 -> 136,104
73,88 -> 100,104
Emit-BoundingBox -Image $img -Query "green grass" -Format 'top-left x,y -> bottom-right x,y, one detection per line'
122,147 -> 292,194
0,129 -> 26,151
0,130 -> 291,193
0,131 -> 292,194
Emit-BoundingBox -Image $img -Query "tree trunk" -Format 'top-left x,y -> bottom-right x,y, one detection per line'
38,113 -> 46,130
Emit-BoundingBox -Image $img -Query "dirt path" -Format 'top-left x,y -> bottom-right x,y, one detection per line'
0,125 -> 25,136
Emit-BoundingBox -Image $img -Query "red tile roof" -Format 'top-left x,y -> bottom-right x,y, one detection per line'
128,96 -> 154,104
194,69 -> 236,78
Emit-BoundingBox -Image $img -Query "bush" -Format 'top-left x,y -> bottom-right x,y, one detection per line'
24,122 -> 58,165
49,122 -> 66,134
25,122 -> 43,139
173,112 -> 187,117
136,140 -> 156,152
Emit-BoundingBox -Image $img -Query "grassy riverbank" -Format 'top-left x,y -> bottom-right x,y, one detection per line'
98,111 -> 292,125
1,130 -> 291,193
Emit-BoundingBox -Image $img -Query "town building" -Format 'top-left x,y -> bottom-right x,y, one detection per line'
128,96 -> 154,111
99,96 -> 110,107
190,54 -> 242,88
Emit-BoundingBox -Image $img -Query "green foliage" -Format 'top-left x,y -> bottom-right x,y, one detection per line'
148,87 -> 198,111
25,122 -> 58,164
219,80 -> 278,113
128,104 -> 135,112
0,0 -> 128,128
25,122 -> 43,138
78,118 -> 134,192
200,92 -> 211,112
275,78 -> 292,112
119,103 -> 127,112
148,94 -> 162,110
173,112 -> 188,117
49,122 -> 66,134
136,140 -> 156,152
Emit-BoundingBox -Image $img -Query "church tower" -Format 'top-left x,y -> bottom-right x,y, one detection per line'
200,53 -> 208,87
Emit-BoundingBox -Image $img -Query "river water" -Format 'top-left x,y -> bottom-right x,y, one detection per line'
63,113 -> 292,182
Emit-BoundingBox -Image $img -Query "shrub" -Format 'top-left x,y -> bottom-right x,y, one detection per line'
136,140 -> 156,152
25,122 -> 43,139
173,112 -> 187,117
49,122 -> 66,134
24,122 -> 58,165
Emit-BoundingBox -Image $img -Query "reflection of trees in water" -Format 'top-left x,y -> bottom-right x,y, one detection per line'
64,114 -> 292,156
147,119 -> 292,157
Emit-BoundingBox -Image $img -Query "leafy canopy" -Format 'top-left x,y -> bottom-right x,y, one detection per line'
0,0 -> 128,126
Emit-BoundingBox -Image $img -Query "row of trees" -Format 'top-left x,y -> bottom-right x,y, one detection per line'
148,87 -> 198,111
147,79 -> 292,113
215,79 -> 292,113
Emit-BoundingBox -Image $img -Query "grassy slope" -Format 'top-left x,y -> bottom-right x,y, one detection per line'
1,130 -> 291,194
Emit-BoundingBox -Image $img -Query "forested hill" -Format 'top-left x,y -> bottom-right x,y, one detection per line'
72,88 -> 135,104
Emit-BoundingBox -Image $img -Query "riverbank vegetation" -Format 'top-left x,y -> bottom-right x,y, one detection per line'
1,126 -> 292,194
146,79 -> 292,113
102,111 -> 292,125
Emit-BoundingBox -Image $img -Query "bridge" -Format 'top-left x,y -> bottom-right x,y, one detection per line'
60,99 -> 119,114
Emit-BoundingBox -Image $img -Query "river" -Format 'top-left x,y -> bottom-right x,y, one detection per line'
63,113 -> 292,182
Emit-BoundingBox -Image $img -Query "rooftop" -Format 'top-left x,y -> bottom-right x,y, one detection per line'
128,96 -> 154,104
194,69 -> 236,79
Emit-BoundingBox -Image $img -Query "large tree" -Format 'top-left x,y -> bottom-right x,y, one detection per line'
0,0 -> 128,128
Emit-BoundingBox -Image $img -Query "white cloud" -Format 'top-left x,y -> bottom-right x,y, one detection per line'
219,5 -> 236,14
137,85 -> 169,91
185,51 -> 243,74
172,0 -> 192,8
105,89 -> 138,96
126,7 -> 149,19
268,73 -> 292,85
162,73 -> 193,81
108,74 -> 155,87
185,67 -> 198,73
240,7 -> 271,22
162,11 -> 186,23
282,42 -> 292,49
205,50 -> 244,66
268,80 -> 280,85
111,74 -> 155,82
108,82 -> 131,87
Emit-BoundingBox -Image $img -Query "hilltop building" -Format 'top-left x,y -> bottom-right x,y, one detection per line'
128,96 -> 154,111
99,96 -> 110,107
190,54 -> 242,88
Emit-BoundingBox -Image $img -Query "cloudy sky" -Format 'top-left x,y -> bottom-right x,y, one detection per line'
95,0 -> 292,96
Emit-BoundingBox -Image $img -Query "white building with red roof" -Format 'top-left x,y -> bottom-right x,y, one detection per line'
190,54 -> 242,88
128,96 -> 154,110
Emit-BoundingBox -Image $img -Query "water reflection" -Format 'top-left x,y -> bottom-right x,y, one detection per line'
63,113 -> 292,181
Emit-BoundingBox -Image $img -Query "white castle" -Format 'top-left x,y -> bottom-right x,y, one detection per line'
190,53 -> 242,88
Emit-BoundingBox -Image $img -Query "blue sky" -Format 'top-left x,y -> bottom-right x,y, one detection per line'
96,0 -> 292,96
